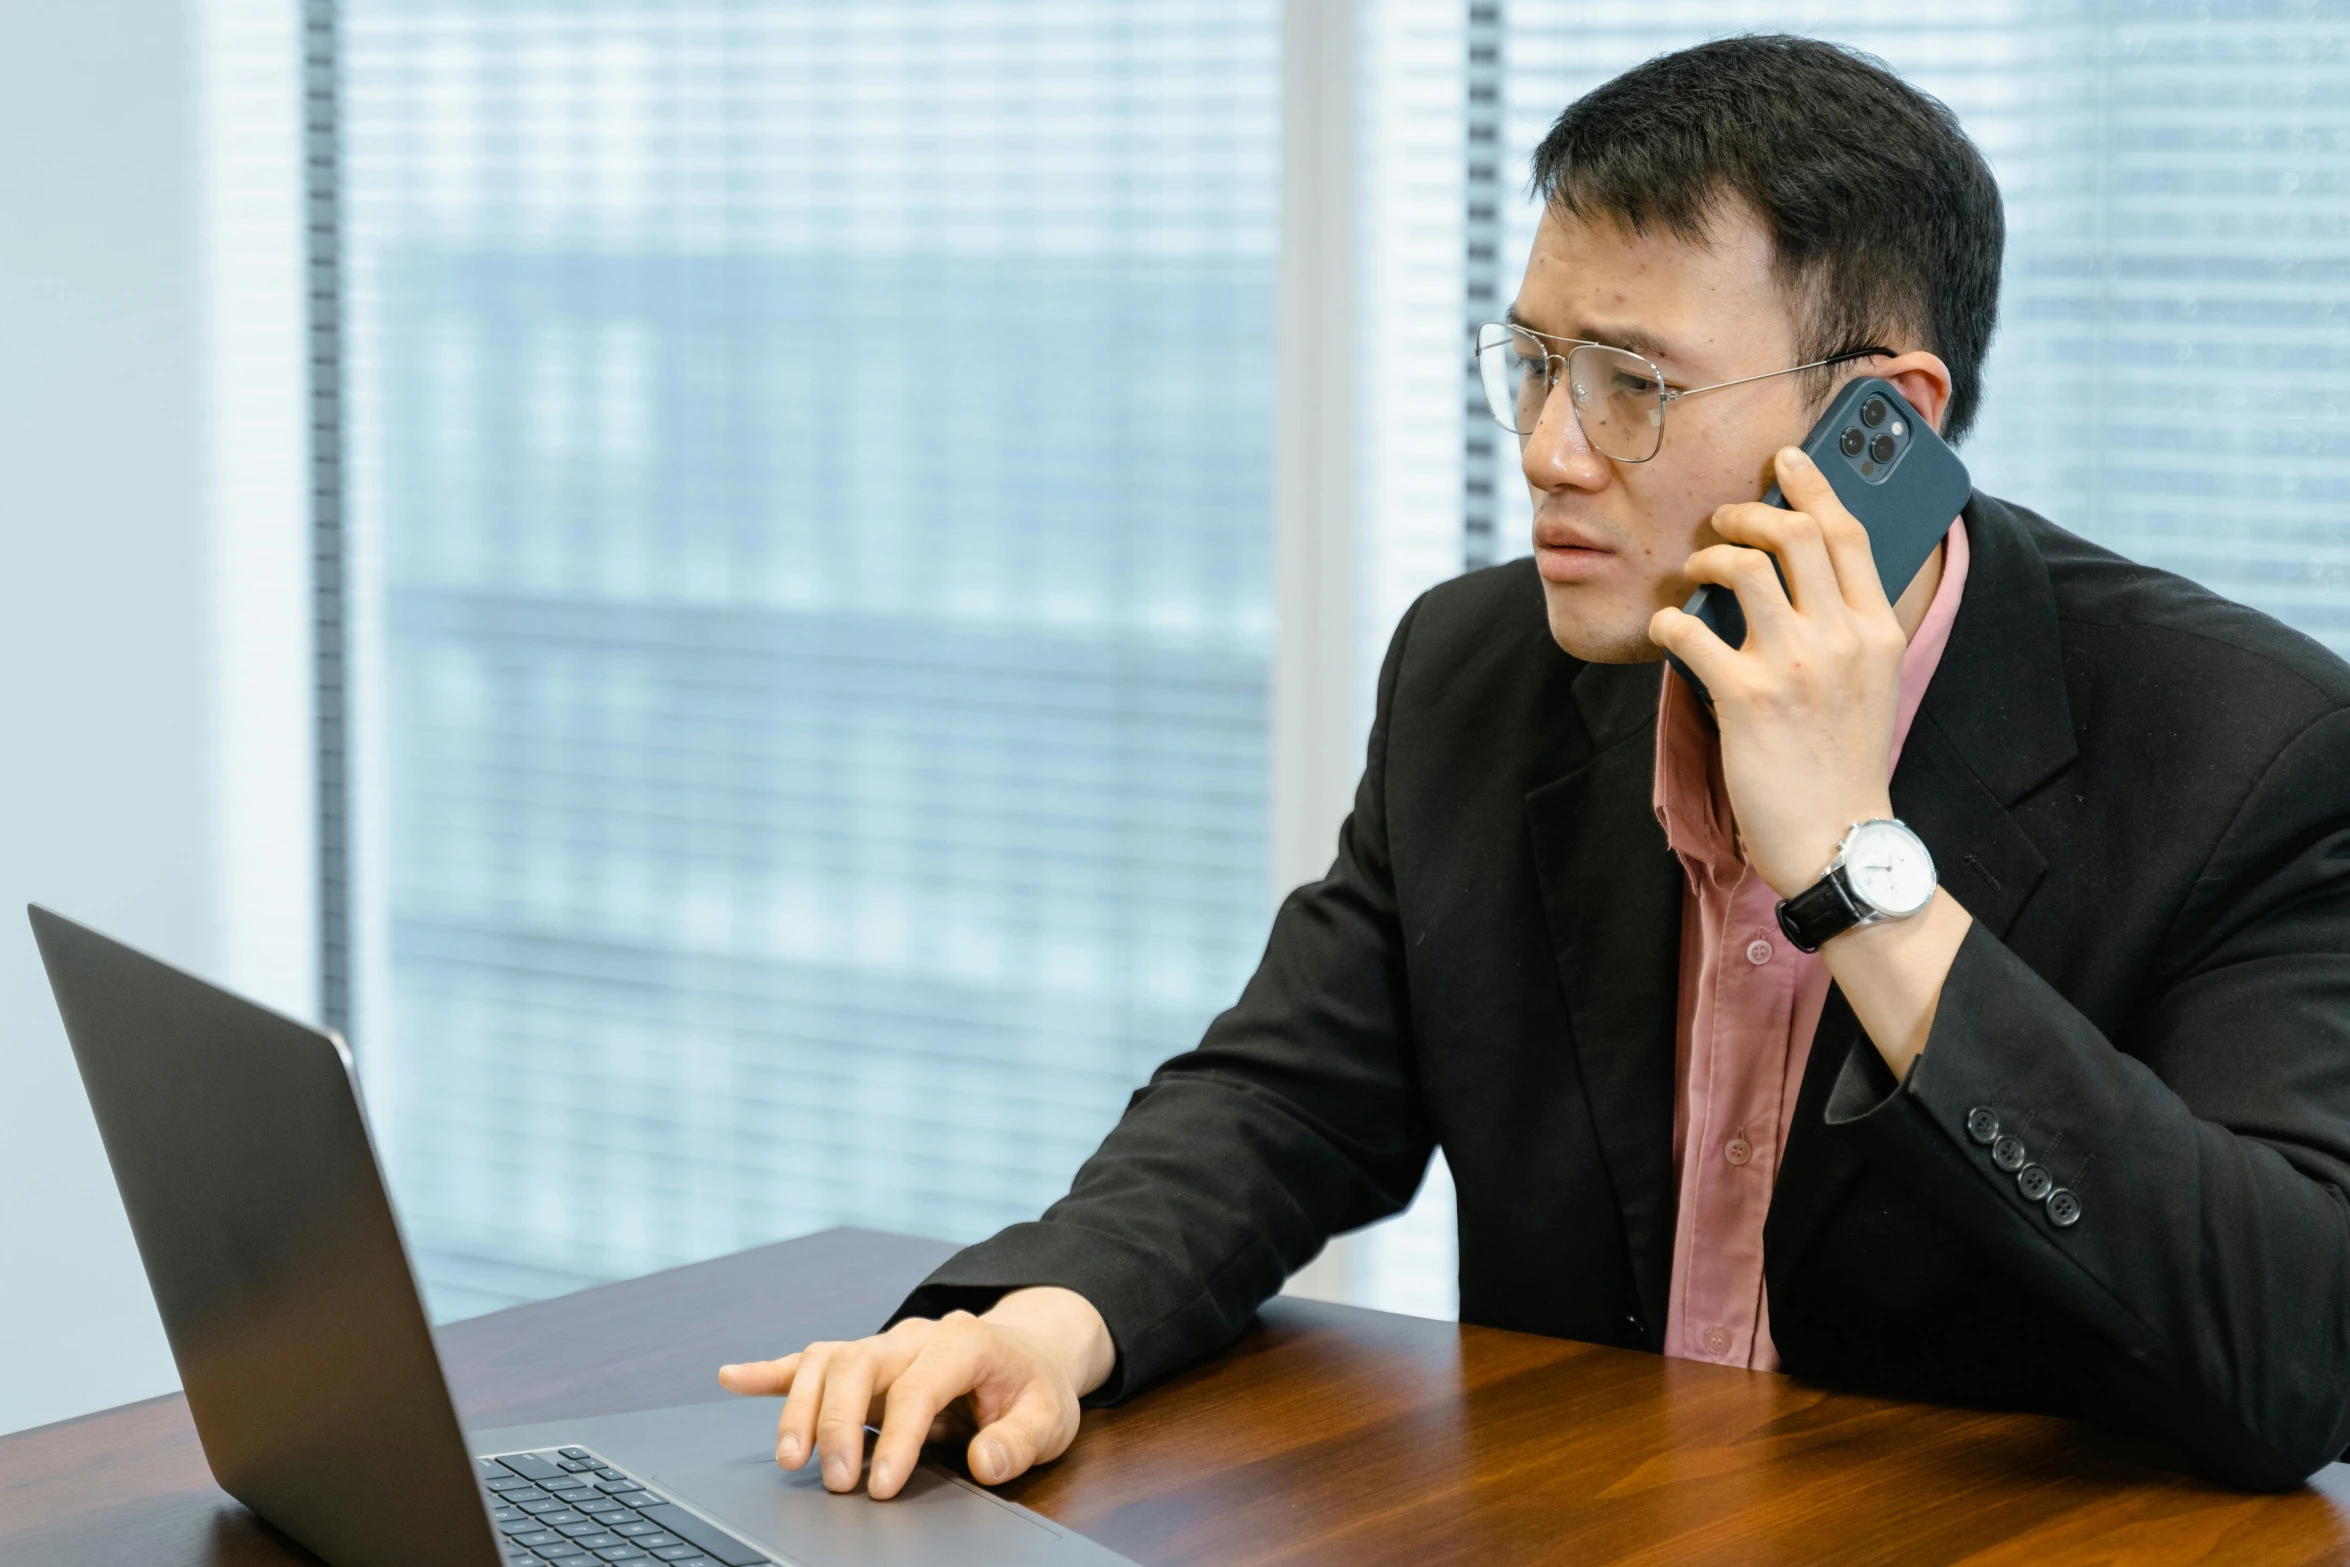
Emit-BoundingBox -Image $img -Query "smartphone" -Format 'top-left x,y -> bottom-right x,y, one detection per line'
1665,377 -> 1970,709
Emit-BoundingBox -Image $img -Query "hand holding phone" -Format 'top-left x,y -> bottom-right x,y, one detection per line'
1664,377 -> 1970,708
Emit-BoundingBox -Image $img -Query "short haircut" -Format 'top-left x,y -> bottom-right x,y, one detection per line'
1529,34 -> 2004,442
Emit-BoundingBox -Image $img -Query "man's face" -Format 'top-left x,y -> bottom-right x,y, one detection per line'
1512,202 -> 1831,663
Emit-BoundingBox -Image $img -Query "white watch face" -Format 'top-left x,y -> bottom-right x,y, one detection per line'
1843,821 -> 1936,918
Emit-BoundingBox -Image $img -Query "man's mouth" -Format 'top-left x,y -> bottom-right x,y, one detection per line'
1534,525 -> 1617,582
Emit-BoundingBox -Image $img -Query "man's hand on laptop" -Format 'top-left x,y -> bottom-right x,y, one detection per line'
716,1285 -> 1115,1500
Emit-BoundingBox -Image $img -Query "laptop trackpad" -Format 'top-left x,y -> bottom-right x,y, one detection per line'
660,1454 -> 1066,1567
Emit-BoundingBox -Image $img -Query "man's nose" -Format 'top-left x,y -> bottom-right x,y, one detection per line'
1521,380 -> 1610,494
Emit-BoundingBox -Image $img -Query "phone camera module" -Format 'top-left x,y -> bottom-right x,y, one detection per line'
1869,432 -> 1897,464
1839,427 -> 1866,457
1860,396 -> 1889,428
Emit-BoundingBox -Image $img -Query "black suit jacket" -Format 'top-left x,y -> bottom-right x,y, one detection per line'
897,491 -> 2350,1488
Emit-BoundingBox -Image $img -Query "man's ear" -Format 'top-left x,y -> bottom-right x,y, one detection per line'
1872,350 -> 1955,433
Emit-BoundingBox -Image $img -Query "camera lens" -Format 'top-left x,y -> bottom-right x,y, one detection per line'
1840,427 -> 1865,457
1860,396 -> 1888,428
1870,432 -> 1896,463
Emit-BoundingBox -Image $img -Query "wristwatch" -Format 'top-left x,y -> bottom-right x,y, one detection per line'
1775,818 -> 1938,953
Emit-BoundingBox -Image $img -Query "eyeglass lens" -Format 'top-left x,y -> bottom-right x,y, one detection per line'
1475,323 -> 1667,462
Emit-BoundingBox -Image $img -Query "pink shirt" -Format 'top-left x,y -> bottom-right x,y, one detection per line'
1651,520 -> 1971,1370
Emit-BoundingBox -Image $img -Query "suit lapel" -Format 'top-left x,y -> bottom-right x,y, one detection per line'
1767,493 -> 2075,1280
1526,660 -> 1683,1337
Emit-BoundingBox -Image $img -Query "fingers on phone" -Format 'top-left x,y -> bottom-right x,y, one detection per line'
1774,444 -> 1831,504
1818,509 -> 1890,614
1770,448 -> 1889,612
1650,605 -> 1735,692
1712,501 -> 1836,615
1685,544 -> 1797,640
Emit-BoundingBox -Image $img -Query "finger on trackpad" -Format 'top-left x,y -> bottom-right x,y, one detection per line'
656,1455 -> 1061,1567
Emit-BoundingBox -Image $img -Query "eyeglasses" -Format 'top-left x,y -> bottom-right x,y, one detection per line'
1473,321 -> 1891,463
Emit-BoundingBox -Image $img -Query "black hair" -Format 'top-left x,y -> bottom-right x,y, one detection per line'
1529,34 -> 2004,442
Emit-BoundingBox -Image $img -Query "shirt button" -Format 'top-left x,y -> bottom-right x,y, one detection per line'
1745,938 -> 1773,965
1703,1325 -> 1731,1355
1724,1137 -> 1753,1166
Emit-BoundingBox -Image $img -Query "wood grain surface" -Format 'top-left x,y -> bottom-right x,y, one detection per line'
4,1226 -> 2346,1565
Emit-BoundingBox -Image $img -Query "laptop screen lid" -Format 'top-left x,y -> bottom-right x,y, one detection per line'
30,904 -> 502,1567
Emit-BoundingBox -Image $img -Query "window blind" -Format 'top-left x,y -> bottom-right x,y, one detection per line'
338,0 -> 1279,1319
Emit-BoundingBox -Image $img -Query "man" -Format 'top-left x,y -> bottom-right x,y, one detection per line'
719,36 -> 2350,1493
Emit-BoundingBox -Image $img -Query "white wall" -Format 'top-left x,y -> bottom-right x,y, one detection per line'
0,0 -> 312,1437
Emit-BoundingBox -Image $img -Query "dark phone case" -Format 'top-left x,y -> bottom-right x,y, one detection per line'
1666,378 -> 1971,708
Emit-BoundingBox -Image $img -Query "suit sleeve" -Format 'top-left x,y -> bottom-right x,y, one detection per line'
1826,705 -> 2350,1488
887,599 -> 1434,1400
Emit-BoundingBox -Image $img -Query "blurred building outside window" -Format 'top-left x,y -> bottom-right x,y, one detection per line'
337,1 -> 1283,1320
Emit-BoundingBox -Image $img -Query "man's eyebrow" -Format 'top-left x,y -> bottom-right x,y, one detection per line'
1503,304 -> 1688,367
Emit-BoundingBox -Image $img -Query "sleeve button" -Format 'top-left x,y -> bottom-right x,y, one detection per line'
1966,1107 -> 2000,1144
1992,1134 -> 2027,1172
2046,1188 -> 2081,1228
2018,1164 -> 2054,1202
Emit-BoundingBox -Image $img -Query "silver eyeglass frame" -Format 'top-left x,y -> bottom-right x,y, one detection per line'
1473,320 -> 1893,462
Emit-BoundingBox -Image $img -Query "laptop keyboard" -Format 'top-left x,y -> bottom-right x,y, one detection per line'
477,1447 -> 776,1567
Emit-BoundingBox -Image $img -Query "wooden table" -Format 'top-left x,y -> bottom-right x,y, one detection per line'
5,1227 -> 2347,1565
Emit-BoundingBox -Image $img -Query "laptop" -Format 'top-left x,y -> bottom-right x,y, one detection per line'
29,904 -> 1136,1567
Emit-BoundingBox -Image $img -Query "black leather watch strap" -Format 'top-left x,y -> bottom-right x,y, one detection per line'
1776,868 -> 1868,953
